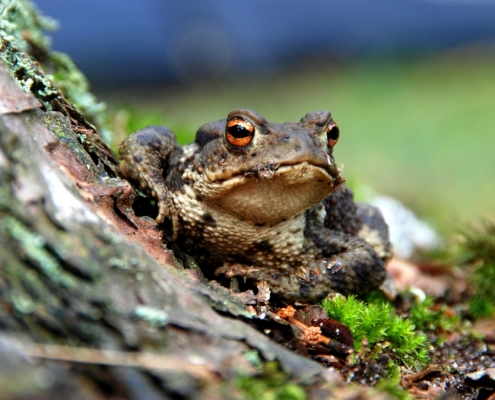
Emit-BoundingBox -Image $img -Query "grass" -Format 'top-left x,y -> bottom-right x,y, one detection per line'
101,49 -> 495,233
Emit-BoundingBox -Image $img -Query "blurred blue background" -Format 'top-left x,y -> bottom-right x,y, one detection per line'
36,0 -> 495,84
34,1 -> 495,231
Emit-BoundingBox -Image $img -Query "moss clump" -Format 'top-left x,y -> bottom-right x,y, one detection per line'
234,361 -> 306,400
376,366 -> 414,400
458,221 -> 495,319
409,296 -> 459,337
321,294 -> 428,367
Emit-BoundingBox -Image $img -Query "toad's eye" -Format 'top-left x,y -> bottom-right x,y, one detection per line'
326,122 -> 339,148
226,118 -> 255,147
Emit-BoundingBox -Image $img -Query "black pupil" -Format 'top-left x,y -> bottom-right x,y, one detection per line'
328,126 -> 339,141
228,123 -> 250,138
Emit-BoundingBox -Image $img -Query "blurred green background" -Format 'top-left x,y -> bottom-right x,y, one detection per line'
99,50 -> 495,234
33,1 -> 495,234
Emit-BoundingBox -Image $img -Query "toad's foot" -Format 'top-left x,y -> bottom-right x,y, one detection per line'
119,126 -> 181,223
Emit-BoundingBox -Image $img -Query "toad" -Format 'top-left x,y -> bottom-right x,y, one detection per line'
119,109 -> 392,302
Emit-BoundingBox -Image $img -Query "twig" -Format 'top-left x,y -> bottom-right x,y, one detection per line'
4,338 -> 216,381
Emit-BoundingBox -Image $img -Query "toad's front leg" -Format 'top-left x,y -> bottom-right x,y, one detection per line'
304,224 -> 387,297
119,126 -> 181,223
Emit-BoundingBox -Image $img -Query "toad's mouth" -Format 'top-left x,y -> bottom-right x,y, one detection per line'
202,162 -> 342,226
206,154 -> 338,183
208,161 -> 341,188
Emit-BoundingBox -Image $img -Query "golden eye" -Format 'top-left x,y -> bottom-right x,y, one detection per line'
326,122 -> 339,148
226,118 -> 255,147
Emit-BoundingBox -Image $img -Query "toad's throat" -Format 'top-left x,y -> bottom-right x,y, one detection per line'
204,163 -> 339,226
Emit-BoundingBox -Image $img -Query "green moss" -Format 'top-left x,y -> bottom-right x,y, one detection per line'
469,296 -> 494,320
376,366 -> 414,400
235,361 -> 307,400
321,295 -> 428,367
409,296 -> 459,335
459,222 -> 495,319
